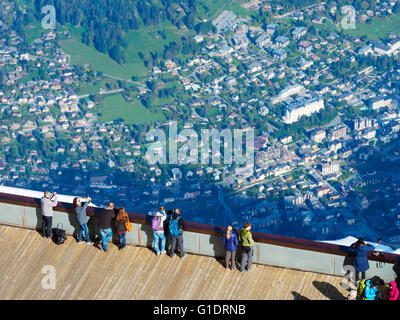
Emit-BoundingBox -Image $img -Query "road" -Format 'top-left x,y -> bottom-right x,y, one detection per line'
217,187 -> 238,225
274,2 -> 326,19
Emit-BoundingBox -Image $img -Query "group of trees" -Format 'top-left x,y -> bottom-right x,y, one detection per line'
32,0 -> 202,64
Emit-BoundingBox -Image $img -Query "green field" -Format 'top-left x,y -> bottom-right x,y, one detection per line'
97,94 -> 165,124
315,12 -> 400,41
59,23 -> 189,79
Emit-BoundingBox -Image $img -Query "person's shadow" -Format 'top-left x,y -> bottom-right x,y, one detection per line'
67,211 -> 80,241
312,281 -> 345,300
35,208 -> 43,236
140,215 -> 156,251
292,291 -> 310,300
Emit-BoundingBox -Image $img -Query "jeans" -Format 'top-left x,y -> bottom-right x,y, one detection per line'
240,246 -> 253,271
42,215 -> 52,238
99,228 -> 112,250
225,250 -> 236,269
170,233 -> 185,257
118,232 -> 126,249
78,223 -> 91,242
355,271 -> 366,282
153,231 -> 166,254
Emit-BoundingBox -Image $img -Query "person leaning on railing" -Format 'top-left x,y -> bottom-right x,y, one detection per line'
98,202 -> 116,252
40,191 -> 58,239
115,207 -> 129,250
348,237 -> 375,285
239,222 -> 254,273
222,225 -> 239,270
168,208 -> 186,259
148,206 -> 167,256
72,196 -> 93,244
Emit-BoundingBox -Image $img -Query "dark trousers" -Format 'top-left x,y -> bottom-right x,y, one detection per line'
355,271 -> 366,282
170,233 -> 185,257
240,246 -> 253,271
118,232 -> 126,249
225,250 -> 236,269
42,215 -> 53,238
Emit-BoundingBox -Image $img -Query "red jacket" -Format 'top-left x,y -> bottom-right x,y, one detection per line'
387,281 -> 399,300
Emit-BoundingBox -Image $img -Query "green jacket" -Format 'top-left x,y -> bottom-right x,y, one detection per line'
239,229 -> 254,247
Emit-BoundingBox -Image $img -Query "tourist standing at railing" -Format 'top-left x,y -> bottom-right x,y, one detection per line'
40,191 -> 58,239
115,207 -> 128,250
222,225 -> 239,270
149,206 -> 167,256
165,209 -> 173,253
386,281 -> 399,300
168,208 -> 186,259
73,196 -> 93,244
362,279 -> 379,300
348,237 -> 375,285
239,222 -> 254,272
98,202 -> 116,252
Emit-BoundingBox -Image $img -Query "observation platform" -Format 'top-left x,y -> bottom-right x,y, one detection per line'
0,186 -> 399,300
0,224 -> 348,300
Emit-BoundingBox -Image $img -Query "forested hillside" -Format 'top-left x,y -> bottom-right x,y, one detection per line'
32,0 -> 200,63
27,0 -> 380,64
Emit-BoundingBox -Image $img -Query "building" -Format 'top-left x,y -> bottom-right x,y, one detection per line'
275,36 -> 289,48
247,62 -> 262,74
373,38 -> 400,56
311,129 -> 326,143
353,117 -> 376,131
298,40 -> 312,54
292,27 -> 307,40
329,125 -> 347,141
212,10 -> 237,32
320,162 -> 340,177
282,96 -> 324,124
369,96 -> 392,110
265,23 -> 277,35
272,84 -> 305,104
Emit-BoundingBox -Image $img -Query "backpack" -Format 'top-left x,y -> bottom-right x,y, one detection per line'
152,216 -> 163,232
357,279 -> 367,299
169,216 -> 182,236
52,223 -> 66,245
125,220 -> 132,232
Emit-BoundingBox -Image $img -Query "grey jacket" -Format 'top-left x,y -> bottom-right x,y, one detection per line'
76,201 -> 90,225
41,195 -> 58,217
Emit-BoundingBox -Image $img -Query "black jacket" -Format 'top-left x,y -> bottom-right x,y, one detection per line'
98,208 -> 116,229
115,219 -> 127,233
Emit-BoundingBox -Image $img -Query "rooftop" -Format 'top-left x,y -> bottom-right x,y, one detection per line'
0,225 -> 349,300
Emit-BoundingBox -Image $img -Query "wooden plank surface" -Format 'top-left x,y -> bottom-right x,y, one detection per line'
0,225 -> 350,300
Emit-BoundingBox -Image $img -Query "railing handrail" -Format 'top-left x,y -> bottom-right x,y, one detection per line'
0,191 -> 399,264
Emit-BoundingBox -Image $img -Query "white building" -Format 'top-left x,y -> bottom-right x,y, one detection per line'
282,96 -> 324,124
311,129 -> 326,143
320,162 -> 340,176
271,84 -> 305,105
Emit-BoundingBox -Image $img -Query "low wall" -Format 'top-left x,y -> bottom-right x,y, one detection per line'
0,191 -> 399,283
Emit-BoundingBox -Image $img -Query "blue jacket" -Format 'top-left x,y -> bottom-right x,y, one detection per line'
348,243 -> 375,272
364,280 -> 378,300
222,231 -> 239,252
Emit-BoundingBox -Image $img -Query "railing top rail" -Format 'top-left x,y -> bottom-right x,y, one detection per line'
0,191 -> 399,264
